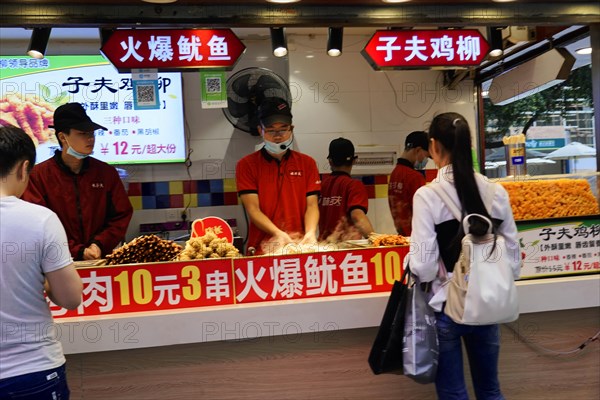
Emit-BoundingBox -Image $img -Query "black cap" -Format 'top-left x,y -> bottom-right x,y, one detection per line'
257,98 -> 292,127
405,131 -> 429,151
328,137 -> 356,165
48,103 -> 108,133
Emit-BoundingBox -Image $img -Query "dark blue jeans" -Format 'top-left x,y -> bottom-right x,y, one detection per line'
435,312 -> 504,400
0,364 -> 69,400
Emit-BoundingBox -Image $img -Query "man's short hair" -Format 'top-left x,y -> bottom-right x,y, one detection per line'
0,126 -> 36,178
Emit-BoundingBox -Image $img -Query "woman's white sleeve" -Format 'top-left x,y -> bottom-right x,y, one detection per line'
408,188 -> 440,282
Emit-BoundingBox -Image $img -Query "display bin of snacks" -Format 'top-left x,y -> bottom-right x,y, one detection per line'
494,172 -> 599,221
493,172 -> 599,280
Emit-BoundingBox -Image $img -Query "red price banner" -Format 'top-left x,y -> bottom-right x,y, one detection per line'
362,29 -> 489,69
101,29 -> 246,70
50,246 -> 409,319
50,259 -> 233,319
233,246 -> 409,304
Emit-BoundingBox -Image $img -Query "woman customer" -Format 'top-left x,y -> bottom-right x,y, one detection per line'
408,112 -> 521,399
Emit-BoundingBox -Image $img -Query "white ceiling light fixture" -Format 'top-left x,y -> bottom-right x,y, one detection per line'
382,0 -> 412,3
491,0 -> 517,3
575,47 -> 592,55
266,0 -> 301,4
270,27 -> 288,57
141,0 -> 179,4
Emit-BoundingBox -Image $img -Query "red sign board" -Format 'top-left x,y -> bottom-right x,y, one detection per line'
49,258 -> 234,318
233,246 -> 409,304
362,29 -> 489,69
100,29 -> 246,70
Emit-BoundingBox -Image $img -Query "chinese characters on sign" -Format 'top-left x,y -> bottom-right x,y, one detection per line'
50,247 -> 408,319
101,29 -> 246,70
362,29 -> 490,69
519,220 -> 600,278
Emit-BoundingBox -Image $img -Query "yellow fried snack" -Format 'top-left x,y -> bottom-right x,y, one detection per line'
500,179 -> 600,220
368,233 -> 409,247
177,227 -> 240,260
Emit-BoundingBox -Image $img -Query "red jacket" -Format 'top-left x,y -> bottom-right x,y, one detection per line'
388,158 -> 426,236
23,152 -> 133,260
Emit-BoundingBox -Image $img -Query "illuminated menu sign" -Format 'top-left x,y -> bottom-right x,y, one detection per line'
0,55 -> 185,164
362,29 -> 490,69
101,29 -> 246,70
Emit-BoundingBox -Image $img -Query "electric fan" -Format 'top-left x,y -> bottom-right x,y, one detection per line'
223,67 -> 292,136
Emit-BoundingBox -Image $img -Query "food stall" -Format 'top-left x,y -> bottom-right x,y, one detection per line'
50,181 -> 599,355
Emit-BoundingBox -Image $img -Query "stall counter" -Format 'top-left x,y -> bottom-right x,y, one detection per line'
51,244 -> 599,355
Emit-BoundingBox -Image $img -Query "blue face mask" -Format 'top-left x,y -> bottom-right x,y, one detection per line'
263,135 -> 293,155
414,158 -> 429,170
65,138 -> 91,160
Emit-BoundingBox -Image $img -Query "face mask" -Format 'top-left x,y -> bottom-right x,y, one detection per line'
414,158 -> 429,170
65,138 -> 91,160
263,135 -> 293,155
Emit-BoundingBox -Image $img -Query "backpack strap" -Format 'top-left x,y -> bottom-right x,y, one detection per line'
483,182 -> 497,215
429,183 -> 462,221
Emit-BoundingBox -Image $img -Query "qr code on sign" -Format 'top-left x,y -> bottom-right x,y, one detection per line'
136,84 -> 157,106
205,77 -> 222,93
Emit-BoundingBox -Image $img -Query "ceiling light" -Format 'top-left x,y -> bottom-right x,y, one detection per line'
381,0 -> 412,3
267,0 -> 301,3
141,0 -> 179,4
270,27 -> 288,57
327,27 -> 344,57
491,0 -> 517,2
487,27 -> 504,58
27,28 -> 51,59
575,47 -> 592,55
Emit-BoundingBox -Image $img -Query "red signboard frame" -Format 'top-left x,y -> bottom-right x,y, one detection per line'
100,29 -> 246,71
362,29 -> 490,70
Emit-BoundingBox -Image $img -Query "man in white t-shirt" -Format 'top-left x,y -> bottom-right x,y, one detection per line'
0,126 -> 83,399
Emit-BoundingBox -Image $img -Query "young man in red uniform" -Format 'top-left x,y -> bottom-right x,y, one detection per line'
318,138 -> 374,242
236,99 -> 321,255
23,103 -> 133,261
388,131 -> 430,236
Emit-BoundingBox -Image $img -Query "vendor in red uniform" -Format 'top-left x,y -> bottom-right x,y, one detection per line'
318,138 -> 374,242
23,103 -> 133,261
236,98 -> 321,255
388,131 -> 430,236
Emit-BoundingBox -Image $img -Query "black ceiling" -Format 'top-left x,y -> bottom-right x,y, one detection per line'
1,1 -> 598,28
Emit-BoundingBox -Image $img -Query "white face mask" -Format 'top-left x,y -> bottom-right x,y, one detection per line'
64,137 -> 91,160
263,135 -> 293,155
414,157 -> 429,170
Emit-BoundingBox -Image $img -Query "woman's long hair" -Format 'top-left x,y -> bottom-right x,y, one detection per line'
428,112 -> 492,236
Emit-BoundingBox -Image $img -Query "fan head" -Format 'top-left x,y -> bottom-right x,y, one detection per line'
223,67 -> 292,136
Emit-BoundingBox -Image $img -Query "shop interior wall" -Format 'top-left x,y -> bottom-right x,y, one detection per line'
0,30 -> 478,240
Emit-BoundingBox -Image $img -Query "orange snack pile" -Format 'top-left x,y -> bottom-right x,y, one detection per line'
369,233 -> 409,247
0,94 -> 56,145
500,179 -> 600,220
